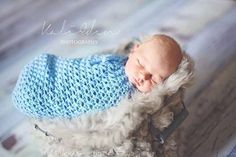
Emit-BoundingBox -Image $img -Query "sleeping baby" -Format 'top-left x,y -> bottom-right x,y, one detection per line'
12,34 -> 183,119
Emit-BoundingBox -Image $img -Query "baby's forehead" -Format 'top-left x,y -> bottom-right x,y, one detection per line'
142,37 -> 182,61
144,38 -> 176,52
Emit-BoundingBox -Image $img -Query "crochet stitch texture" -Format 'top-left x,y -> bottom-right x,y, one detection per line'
12,53 -> 135,119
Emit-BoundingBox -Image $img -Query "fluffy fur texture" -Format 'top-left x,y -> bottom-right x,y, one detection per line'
29,40 -> 195,157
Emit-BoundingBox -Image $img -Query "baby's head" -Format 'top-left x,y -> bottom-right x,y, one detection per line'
125,34 -> 183,93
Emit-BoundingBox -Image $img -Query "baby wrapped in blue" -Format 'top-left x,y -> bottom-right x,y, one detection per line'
12,53 -> 135,119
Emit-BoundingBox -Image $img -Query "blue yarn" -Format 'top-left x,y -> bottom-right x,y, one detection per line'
12,53 -> 135,119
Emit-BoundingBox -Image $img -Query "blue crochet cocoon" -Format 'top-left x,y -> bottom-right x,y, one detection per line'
12,53 -> 135,119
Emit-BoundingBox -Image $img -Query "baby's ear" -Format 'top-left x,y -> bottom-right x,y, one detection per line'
130,43 -> 139,54
133,43 -> 140,50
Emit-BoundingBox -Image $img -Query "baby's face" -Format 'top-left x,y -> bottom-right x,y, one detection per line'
125,36 -> 182,93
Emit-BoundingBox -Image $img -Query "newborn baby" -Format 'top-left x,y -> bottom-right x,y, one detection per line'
125,34 -> 182,92
12,34 -> 182,119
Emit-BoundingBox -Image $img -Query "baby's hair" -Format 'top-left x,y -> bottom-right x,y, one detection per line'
137,34 -> 183,70
138,34 -> 182,55
138,34 -> 181,48
138,34 -> 156,43
124,34 -> 183,65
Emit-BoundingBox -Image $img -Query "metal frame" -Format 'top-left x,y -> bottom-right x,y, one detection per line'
148,101 -> 189,144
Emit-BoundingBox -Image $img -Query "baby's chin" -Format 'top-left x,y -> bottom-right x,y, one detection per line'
134,84 -> 152,93
138,88 -> 152,93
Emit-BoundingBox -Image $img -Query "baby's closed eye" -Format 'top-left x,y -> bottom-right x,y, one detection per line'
137,58 -> 143,67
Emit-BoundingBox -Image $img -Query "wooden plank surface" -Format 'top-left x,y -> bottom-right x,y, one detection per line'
185,7 -> 236,104
0,0 -> 236,156
182,55 -> 236,157
0,0 -> 152,71
0,0 -> 92,63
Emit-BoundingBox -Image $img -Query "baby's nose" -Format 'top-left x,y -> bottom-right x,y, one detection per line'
140,72 -> 152,80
